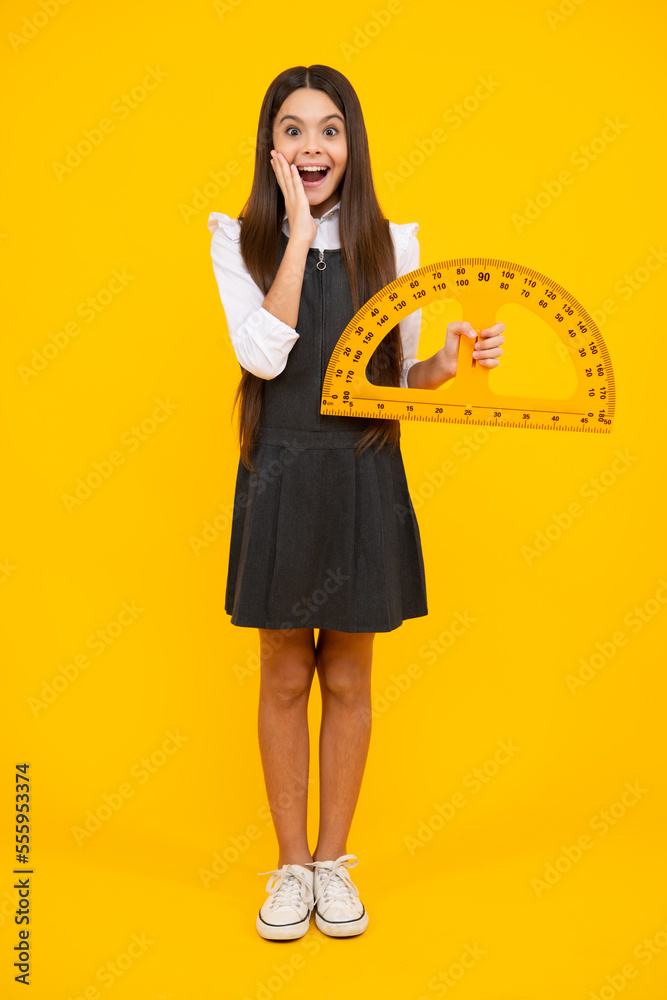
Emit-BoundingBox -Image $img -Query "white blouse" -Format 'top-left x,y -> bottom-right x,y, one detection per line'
207,199 -> 422,388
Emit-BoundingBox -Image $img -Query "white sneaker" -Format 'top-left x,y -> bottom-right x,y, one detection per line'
311,854 -> 369,937
256,863 -> 314,940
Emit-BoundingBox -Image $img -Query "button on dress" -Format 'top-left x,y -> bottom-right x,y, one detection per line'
225,230 -> 428,632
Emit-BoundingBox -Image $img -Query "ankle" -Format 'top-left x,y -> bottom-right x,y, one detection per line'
277,854 -> 313,868
312,847 -> 347,862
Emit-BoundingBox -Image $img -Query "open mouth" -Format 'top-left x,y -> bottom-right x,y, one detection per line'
296,165 -> 330,187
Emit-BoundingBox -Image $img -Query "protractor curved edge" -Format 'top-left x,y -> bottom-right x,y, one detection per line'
321,257 -> 615,434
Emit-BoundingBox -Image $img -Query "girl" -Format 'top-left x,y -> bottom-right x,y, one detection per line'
207,64 -> 505,942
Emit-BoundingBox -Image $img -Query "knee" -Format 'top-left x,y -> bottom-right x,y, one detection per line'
318,657 -> 370,702
258,629 -> 316,704
260,656 -> 315,704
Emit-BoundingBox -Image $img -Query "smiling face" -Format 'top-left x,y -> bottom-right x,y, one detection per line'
272,87 -> 348,218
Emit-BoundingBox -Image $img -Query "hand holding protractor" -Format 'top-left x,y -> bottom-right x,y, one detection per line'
321,257 -> 615,433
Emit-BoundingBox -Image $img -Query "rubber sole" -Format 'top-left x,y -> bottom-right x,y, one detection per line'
314,907 -> 369,937
256,909 -> 313,941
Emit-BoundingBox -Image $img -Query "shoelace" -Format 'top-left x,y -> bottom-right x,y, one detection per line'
256,864 -> 313,910
310,854 -> 360,906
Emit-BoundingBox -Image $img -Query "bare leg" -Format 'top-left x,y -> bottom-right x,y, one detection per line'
312,629 -> 375,861
257,628 -> 317,869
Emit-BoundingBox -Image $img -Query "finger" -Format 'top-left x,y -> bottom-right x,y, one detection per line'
277,151 -> 302,200
276,152 -> 293,190
447,321 -> 478,340
272,151 -> 295,197
441,322 -> 478,366
474,335 -> 505,350
270,152 -> 288,195
287,157 -> 309,201
473,346 -> 504,359
283,156 -> 298,193
479,323 -> 505,344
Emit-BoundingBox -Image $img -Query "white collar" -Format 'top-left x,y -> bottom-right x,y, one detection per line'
283,200 -> 341,223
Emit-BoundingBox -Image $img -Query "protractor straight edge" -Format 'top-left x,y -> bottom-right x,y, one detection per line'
321,257 -> 615,433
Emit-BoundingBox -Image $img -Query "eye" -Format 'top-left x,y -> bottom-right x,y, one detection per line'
283,126 -> 341,137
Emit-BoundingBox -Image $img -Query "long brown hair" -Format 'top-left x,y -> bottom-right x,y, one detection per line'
232,64 -> 404,472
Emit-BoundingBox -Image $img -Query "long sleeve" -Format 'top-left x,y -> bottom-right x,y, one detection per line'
394,224 -> 422,388
208,210 -> 422,386
208,213 -> 300,379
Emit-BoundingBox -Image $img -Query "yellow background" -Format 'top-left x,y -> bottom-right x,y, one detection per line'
1,0 -> 666,997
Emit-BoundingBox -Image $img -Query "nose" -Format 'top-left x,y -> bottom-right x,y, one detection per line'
301,133 -> 322,156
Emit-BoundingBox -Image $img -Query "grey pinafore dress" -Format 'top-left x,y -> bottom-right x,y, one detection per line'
225,230 -> 428,632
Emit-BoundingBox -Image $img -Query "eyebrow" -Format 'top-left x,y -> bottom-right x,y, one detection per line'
277,114 -> 345,125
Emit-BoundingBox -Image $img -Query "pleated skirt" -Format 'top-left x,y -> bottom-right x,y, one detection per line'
224,425 -> 428,633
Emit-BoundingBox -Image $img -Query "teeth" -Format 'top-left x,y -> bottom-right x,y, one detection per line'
298,166 -> 328,172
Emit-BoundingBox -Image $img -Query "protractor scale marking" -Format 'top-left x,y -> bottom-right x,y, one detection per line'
321,257 -> 615,433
